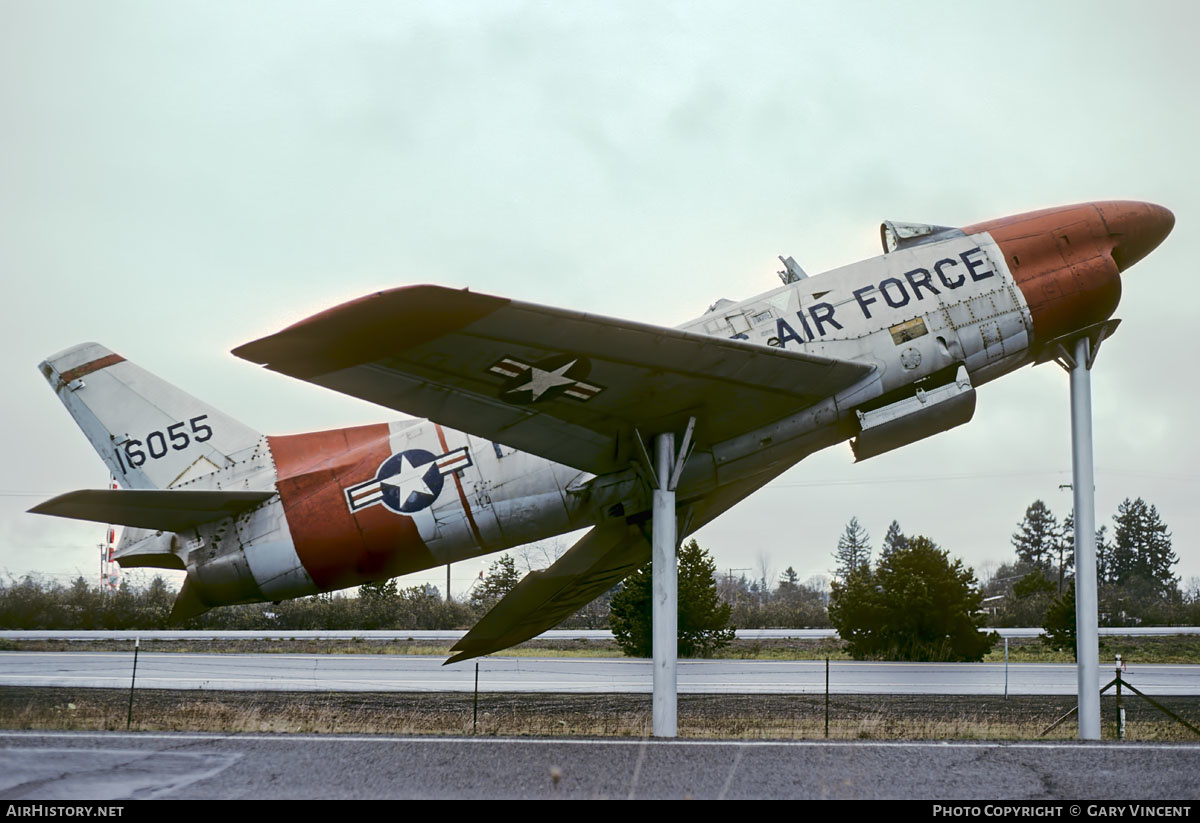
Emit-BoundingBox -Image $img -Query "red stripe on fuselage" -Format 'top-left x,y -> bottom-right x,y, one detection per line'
434,424 -> 485,548
268,424 -> 436,592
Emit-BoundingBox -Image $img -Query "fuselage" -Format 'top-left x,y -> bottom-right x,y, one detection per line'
118,200 -> 1172,611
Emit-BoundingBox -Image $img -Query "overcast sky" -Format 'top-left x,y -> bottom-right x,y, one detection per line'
2,1 -> 1197,599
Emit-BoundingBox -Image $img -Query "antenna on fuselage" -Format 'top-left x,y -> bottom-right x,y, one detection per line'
777,255 -> 807,285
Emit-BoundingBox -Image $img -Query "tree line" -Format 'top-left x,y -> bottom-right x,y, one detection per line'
990,496 -> 1194,630
0,554 -> 578,632
4,496 -> 1194,647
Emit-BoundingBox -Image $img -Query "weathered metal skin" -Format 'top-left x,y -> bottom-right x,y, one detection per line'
265,419 -> 588,596
35,200 -> 1174,620
268,423 -> 429,593
676,220 -> 1029,481
963,201 -> 1174,347
673,201 -> 1172,491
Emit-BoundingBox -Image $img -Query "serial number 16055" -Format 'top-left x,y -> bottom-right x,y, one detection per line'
114,415 -> 214,472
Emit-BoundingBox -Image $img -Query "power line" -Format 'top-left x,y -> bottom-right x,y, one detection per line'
771,468 -> 1200,489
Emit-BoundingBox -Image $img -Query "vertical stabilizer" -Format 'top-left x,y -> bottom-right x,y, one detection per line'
39,342 -> 263,490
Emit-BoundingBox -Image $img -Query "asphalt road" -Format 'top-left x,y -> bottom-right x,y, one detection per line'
2,652 -> 1197,695
1,731 -> 1197,800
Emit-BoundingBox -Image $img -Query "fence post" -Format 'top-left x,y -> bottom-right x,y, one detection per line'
1004,637 -> 1009,701
126,636 -> 139,731
1115,655 -> 1125,741
824,657 -> 829,739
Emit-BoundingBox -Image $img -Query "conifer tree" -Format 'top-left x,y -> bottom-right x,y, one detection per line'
779,566 -> 800,590
1112,498 -> 1177,596
470,553 -> 521,609
1061,509 -> 1114,586
833,516 -> 872,579
829,535 -> 996,661
609,539 -> 734,657
880,520 -> 909,560
1041,582 -> 1077,660
1096,525 -> 1113,585
1012,501 -> 1061,573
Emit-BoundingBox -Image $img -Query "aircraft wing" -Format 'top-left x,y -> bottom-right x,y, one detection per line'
446,522 -> 649,664
233,285 -> 873,475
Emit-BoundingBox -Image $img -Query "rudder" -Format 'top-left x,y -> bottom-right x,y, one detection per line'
39,342 -> 263,490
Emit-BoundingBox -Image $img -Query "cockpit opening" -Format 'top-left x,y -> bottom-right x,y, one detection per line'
880,220 -> 966,254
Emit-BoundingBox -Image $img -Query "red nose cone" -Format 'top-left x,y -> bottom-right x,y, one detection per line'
963,201 -> 1173,347
1095,201 -> 1175,272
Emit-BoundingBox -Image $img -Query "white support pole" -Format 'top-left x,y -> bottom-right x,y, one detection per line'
1069,335 -> 1100,740
652,432 -> 677,738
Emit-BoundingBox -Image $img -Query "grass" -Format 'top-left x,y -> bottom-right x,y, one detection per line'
0,637 -> 627,658
2,688 -> 1197,741
983,635 -> 1200,665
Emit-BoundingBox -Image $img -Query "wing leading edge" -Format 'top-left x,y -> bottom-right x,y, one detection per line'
446,521 -> 649,664
233,285 -> 873,475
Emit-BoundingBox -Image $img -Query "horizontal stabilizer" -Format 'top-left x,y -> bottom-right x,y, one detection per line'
29,489 -> 276,532
446,522 -> 649,664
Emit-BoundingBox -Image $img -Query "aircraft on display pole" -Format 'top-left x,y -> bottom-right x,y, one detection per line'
31,200 -> 1173,664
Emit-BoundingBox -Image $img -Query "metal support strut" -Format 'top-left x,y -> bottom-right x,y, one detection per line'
651,432 -> 677,737
644,417 -> 694,738
1056,335 -> 1101,740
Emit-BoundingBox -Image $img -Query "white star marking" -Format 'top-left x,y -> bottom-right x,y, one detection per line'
379,453 -> 436,507
506,360 -> 579,401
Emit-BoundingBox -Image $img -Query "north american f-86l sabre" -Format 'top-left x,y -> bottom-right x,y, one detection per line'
32,201 -> 1173,663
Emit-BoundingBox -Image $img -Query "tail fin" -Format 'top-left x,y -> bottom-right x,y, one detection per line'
39,342 -> 263,490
